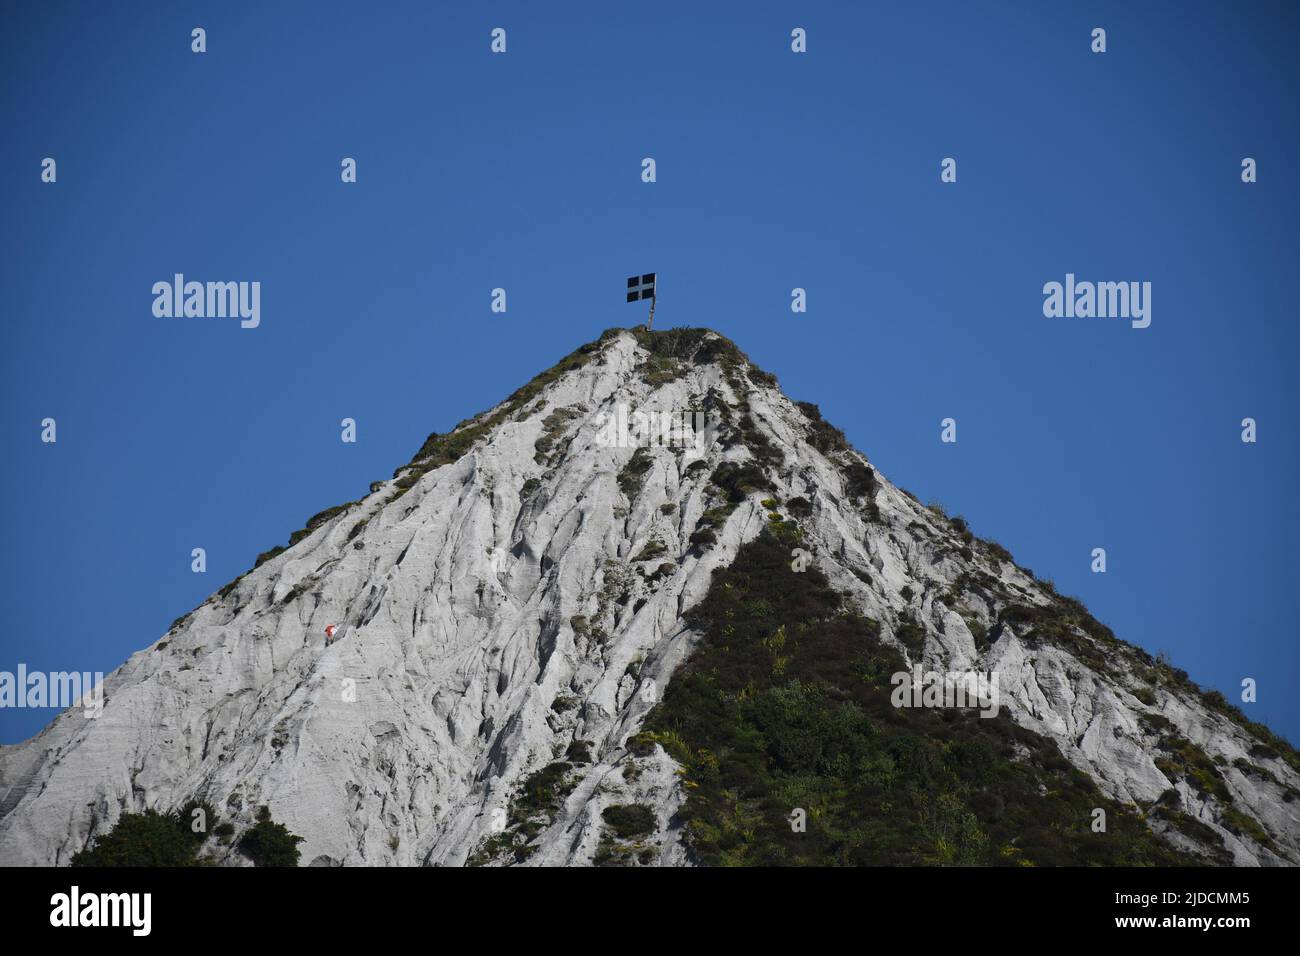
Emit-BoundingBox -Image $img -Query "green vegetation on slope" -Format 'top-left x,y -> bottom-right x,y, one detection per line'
70,799 -> 302,867
467,761 -> 579,865
70,803 -> 216,867
639,528 -> 1204,867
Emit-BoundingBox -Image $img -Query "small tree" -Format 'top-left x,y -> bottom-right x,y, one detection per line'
71,808 -> 204,867
239,805 -> 304,867
173,799 -> 218,848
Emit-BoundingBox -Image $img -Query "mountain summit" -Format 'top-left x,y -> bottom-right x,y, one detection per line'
2,327 -> 1297,866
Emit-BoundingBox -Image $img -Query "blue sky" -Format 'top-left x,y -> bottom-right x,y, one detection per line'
2,0 -> 1297,744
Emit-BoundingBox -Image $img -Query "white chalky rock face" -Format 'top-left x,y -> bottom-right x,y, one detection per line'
1,328 -> 1296,867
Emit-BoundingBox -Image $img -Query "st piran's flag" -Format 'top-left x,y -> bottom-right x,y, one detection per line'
627,273 -> 656,302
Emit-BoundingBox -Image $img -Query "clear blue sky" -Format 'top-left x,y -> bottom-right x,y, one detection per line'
2,1 -> 1297,745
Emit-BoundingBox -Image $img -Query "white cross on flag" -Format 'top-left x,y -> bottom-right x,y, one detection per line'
626,273 -> 656,302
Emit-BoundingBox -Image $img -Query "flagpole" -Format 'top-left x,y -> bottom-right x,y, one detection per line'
646,286 -> 656,331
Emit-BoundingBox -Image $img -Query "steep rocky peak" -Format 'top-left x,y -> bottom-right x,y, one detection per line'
2,324 -> 1297,868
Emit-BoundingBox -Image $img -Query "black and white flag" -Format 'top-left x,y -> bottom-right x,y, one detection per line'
626,273 -> 656,302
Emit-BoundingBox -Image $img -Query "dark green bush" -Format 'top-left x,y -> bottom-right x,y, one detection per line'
735,415 -> 783,466
985,540 -> 1013,564
633,540 -> 667,562
795,402 -> 849,454
71,810 -> 204,867
70,797 -> 223,867
842,461 -> 879,501
567,740 -> 594,764
602,804 -> 657,840
689,528 -> 717,548
535,405 -> 584,463
1221,806 -> 1276,851
174,799 -> 218,845
1152,805 -> 1232,864
254,545 -> 286,568
239,806 -> 304,867
511,763 -> 574,825
1154,735 -> 1232,803
289,504 -> 352,546
627,731 -> 657,757
618,448 -> 654,499
895,613 -> 926,654
710,461 -> 771,502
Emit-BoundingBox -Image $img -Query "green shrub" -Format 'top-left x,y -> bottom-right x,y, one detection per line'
1154,735 -> 1232,803
70,797 -> 224,867
842,461 -> 879,501
254,545 -> 286,568
996,601 -> 1113,673
602,804 -> 657,840
618,448 -> 654,499
510,762 -> 575,826
710,461 -> 771,502
629,327 -> 752,369
289,504 -> 352,546
627,732 -> 656,757
1231,758 -> 1278,784
239,806 -> 304,867
174,799 -> 218,844
1140,712 -> 1174,734
1250,742 -> 1280,760
535,405 -> 584,464
1221,807 -> 1275,851
71,810 -> 204,867
985,539 -> 1013,564
632,540 -> 667,562
647,561 -> 677,584
689,527 -> 717,548
895,613 -> 926,655
795,402 -> 849,454
468,760 -> 581,866
567,740 -> 594,764
1152,805 -> 1233,864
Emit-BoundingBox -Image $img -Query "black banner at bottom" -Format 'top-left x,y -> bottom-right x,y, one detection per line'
5,864 -> 1280,942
